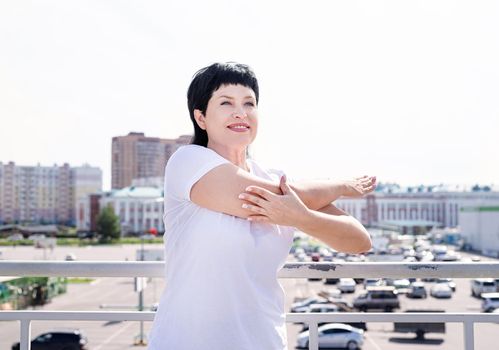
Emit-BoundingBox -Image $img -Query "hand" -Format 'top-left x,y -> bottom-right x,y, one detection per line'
239,175 -> 311,227
341,175 -> 377,198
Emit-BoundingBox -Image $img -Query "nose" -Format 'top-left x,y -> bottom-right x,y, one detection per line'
232,107 -> 247,119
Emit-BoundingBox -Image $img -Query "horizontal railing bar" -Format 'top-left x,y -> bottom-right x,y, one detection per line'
0,311 -> 156,321
1,261 -> 498,278
278,262 -> 499,278
286,312 -> 499,323
0,311 -> 498,323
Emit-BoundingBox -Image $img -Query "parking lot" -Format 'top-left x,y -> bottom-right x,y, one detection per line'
0,244 -> 498,349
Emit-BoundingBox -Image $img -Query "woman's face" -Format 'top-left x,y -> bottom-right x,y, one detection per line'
195,84 -> 258,151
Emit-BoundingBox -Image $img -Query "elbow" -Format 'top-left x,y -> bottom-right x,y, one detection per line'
354,235 -> 372,254
345,225 -> 372,255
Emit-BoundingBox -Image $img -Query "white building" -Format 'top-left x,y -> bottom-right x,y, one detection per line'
77,186 -> 163,234
459,205 -> 499,258
335,187 -> 499,231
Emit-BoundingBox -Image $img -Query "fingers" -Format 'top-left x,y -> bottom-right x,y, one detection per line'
247,215 -> 270,222
242,203 -> 267,215
239,193 -> 267,207
280,175 -> 292,195
244,185 -> 275,200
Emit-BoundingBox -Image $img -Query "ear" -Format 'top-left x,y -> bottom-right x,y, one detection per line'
193,109 -> 206,130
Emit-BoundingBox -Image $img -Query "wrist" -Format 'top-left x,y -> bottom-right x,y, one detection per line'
330,180 -> 347,198
296,208 -> 317,232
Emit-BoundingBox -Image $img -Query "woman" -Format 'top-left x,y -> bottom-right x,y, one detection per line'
147,62 -> 374,349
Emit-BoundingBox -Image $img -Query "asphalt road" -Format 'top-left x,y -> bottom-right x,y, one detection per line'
0,245 -> 498,349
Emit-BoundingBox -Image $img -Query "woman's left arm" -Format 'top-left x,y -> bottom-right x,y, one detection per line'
240,176 -> 372,254
289,176 -> 376,211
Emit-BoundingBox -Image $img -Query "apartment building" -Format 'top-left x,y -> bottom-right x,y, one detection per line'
111,132 -> 190,189
0,162 -> 102,225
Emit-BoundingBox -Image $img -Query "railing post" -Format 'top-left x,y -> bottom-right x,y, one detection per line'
463,320 -> 474,350
308,321 -> 318,350
20,319 -> 31,350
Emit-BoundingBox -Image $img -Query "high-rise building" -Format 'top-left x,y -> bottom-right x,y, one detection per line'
0,162 -> 102,225
111,132 -> 190,189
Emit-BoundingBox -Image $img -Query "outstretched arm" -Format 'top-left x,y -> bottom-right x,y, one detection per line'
191,162 -> 376,218
239,176 -> 372,254
290,176 -> 376,210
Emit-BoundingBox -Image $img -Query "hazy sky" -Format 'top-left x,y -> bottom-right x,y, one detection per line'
1,1 -> 498,190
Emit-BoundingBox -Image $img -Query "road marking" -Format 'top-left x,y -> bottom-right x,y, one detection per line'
366,333 -> 382,350
93,320 -> 135,350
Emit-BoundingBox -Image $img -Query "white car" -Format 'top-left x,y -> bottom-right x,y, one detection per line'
363,278 -> 383,288
435,278 -> 456,292
296,323 -> 364,349
481,293 -> 499,312
471,278 -> 497,298
338,278 -> 356,293
291,297 -> 329,313
431,283 -> 453,298
392,279 -> 411,293
308,304 -> 340,313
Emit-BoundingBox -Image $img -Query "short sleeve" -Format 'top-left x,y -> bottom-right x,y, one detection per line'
164,145 -> 230,202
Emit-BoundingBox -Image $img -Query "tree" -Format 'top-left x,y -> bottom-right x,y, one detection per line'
96,205 -> 121,243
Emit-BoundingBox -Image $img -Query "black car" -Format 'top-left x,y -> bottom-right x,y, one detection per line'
12,330 -> 88,350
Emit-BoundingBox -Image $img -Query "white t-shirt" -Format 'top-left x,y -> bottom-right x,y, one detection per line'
147,145 -> 295,350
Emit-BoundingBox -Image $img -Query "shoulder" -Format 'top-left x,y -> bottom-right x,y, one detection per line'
248,159 -> 287,181
167,145 -> 227,168
170,144 -> 212,160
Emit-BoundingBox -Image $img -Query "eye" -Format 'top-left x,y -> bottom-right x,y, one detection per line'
221,101 -> 231,105
245,101 -> 255,107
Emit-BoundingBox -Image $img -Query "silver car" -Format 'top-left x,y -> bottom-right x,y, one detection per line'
297,323 -> 364,349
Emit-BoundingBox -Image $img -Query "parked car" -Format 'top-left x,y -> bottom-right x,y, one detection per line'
64,253 -> 77,261
338,278 -> 356,293
311,252 -> 321,262
434,250 -> 461,261
435,278 -> 456,292
7,233 -> 24,241
407,282 -> 427,299
12,330 -> 88,350
296,323 -> 364,349
430,283 -> 453,298
308,304 -> 340,313
353,286 -> 400,312
363,278 -> 383,288
481,293 -> 499,312
291,297 -> 330,313
324,278 -> 339,285
392,279 -> 411,294
471,278 -> 497,298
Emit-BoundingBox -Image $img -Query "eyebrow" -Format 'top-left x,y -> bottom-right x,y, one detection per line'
218,95 -> 255,100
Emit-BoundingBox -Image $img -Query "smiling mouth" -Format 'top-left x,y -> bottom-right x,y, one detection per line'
227,124 -> 250,131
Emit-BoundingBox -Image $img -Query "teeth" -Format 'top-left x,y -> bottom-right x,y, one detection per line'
230,125 -> 248,129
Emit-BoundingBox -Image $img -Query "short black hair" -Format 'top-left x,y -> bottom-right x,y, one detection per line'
187,62 -> 259,147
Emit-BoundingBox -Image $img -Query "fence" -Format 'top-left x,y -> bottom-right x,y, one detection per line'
1,261 -> 499,350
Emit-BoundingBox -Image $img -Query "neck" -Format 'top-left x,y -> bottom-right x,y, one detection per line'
207,141 -> 249,171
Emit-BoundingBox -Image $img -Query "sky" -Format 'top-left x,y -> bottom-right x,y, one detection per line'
1,1 -> 498,191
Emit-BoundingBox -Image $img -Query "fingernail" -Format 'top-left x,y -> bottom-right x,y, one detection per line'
247,217 -> 253,221
238,194 -> 245,199
242,204 -> 249,209
245,187 -> 252,191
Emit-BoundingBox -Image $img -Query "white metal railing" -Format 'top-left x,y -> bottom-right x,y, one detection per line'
1,261 -> 499,350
